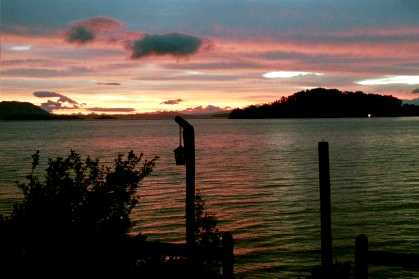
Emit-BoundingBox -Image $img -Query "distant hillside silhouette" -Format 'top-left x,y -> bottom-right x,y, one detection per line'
229,88 -> 419,119
0,101 -> 51,120
0,101 -> 228,120
403,98 -> 419,107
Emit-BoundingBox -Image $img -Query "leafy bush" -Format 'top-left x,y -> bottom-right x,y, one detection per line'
0,150 -> 157,276
195,194 -> 220,247
0,150 -> 226,278
193,194 -> 227,278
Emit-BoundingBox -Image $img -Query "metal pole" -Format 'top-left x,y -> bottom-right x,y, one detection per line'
175,116 -> 196,247
318,141 -> 333,272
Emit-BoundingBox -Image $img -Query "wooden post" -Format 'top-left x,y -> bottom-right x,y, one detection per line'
318,142 -> 333,272
175,116 -> 196,247
355,234 -> 368,279
222,232 -> 234,279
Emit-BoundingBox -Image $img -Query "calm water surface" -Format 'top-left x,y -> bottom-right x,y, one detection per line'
1,118 -> 419,278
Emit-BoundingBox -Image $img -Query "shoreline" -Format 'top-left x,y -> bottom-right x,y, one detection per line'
4,115 -> 419,121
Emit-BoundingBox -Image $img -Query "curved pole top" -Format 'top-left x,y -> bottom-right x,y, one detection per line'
174,116 -> 194,131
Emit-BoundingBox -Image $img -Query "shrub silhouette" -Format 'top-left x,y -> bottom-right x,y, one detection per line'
0,151 -> 226,278
195,194 -> 220,247
0,150 -> 157,277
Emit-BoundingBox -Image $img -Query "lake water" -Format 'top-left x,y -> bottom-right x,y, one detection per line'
1,118 -> 419,278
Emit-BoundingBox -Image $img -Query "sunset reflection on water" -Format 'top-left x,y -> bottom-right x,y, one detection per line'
2,118 -> 419,278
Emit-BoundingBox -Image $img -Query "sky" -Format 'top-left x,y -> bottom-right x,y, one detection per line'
1,0 -> 419,114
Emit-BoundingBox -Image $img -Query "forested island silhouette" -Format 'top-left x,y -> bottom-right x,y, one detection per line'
229,88 -> 419,119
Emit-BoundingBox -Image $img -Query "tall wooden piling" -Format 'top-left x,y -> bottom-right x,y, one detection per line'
222,232 -> 234,279
318,141 -> 333,272
355,234 -> 368,279
175,116 -> 196,247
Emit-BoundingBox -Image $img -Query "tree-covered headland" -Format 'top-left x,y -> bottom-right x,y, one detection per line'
229,88 -> 419,118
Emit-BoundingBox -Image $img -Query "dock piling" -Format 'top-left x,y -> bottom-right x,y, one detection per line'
318,141 -> 333,272
355,234 -> 368,279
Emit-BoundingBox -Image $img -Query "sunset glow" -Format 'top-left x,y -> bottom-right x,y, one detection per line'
1,0 -> 419,113
3,3 -> 419,278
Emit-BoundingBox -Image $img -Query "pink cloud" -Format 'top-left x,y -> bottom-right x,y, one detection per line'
181,105 -> 230,114
86,107 -> 136,113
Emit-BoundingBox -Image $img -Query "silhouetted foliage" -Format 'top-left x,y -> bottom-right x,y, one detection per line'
0,151 -> 230,278
195,194 -> 220,247
0,150 -> 157,277
229,88 -> 419,118
193,194 -> 226,278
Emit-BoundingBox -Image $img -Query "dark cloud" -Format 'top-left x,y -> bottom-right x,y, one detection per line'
34,91 -> 62,97
66,26 -> 95,44
129,33 -> 202,59
63,17 -> 145,47
33,91 -> 79,112
86,107 -> 136,113
65,17 -> 124,44
33,91 -> 78,104
412,88 -> 419,93
96,82 -> 121,86
161,99 -> 183,105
